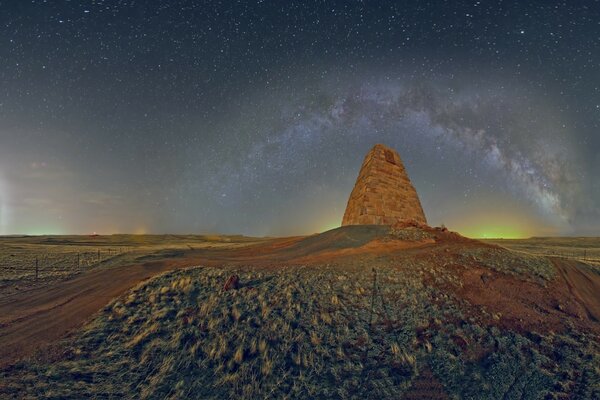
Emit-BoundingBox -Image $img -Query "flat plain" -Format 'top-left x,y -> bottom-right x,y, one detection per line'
483,237 -> 600,267
0,234 -> 267,297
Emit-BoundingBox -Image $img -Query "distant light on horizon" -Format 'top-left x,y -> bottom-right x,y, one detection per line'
460,227 -> 529,240
0,1 -> 597,236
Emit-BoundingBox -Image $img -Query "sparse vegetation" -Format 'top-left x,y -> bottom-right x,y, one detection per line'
459,247 -> 556,283
1,229 -> 598,398
0,240 -> 121,297
390,227 -> 435,241
484,237 -> 600,268
2,254 -> 597,399
0,234 -> 266,297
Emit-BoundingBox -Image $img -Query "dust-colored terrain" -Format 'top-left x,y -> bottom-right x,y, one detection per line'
0,234 -> 265,297
0,227 -> 599,399
484,237 -> 600,266
0,257 -> 192,366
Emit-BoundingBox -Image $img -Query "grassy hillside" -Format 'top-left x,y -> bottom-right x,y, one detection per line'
2,237 -> 598,399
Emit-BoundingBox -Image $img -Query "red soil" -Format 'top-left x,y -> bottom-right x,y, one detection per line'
0,227 -> 598,369
455,257 -> 600,335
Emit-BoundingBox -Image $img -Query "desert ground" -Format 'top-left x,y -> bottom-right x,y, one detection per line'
0,227 -> 599,399
483,237 -> 600,267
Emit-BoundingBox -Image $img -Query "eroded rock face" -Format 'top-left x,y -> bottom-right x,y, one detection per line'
342,144 -> 427,226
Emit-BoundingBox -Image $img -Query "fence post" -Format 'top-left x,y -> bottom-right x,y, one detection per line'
97,249 -> 100,263
77,253 -> 80,270
35,257 -> 39,280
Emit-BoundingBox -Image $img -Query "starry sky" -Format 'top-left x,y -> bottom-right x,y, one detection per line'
0,1 -> 599,238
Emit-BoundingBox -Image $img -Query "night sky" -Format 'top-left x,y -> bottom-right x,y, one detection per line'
0,1 -> 599,237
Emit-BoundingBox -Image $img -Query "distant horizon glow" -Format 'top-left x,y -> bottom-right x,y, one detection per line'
460,228 -> 530,240
0,227 -> 580,240
0,220 -> 567,240
0,2 -> 597,237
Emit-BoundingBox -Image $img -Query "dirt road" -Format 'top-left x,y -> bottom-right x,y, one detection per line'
0,235 -> 305,367
551,258 -> 600,322
0,257 -> 194,367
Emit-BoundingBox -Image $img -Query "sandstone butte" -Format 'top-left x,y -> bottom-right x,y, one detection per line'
342,144 -> 427,226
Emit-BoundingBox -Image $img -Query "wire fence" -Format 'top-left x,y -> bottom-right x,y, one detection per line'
499,246 -> 599,264
0,247 -> 134,281
538,249 -> 599,264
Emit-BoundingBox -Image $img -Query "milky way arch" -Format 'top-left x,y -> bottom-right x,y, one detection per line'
188,74 -> 581,234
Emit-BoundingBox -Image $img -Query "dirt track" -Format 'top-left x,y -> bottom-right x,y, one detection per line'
0,257 -> 194,367
552,258 -> 600,322
0,235 -> 307,367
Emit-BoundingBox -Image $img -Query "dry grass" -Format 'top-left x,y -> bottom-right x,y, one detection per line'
459,247 -> 556,283
0,234 -> 266,297
1,251 -> 598,399
1,230 -> 598,398
484,237 -> 600,267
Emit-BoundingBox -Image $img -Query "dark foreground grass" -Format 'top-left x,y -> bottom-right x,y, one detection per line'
1,252 -> 598,399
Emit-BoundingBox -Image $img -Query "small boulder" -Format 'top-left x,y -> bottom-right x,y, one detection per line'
223,275 -> 240,291
480,272 -> 493,285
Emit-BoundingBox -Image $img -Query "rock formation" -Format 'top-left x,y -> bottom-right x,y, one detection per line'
342,144 -> 427,226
